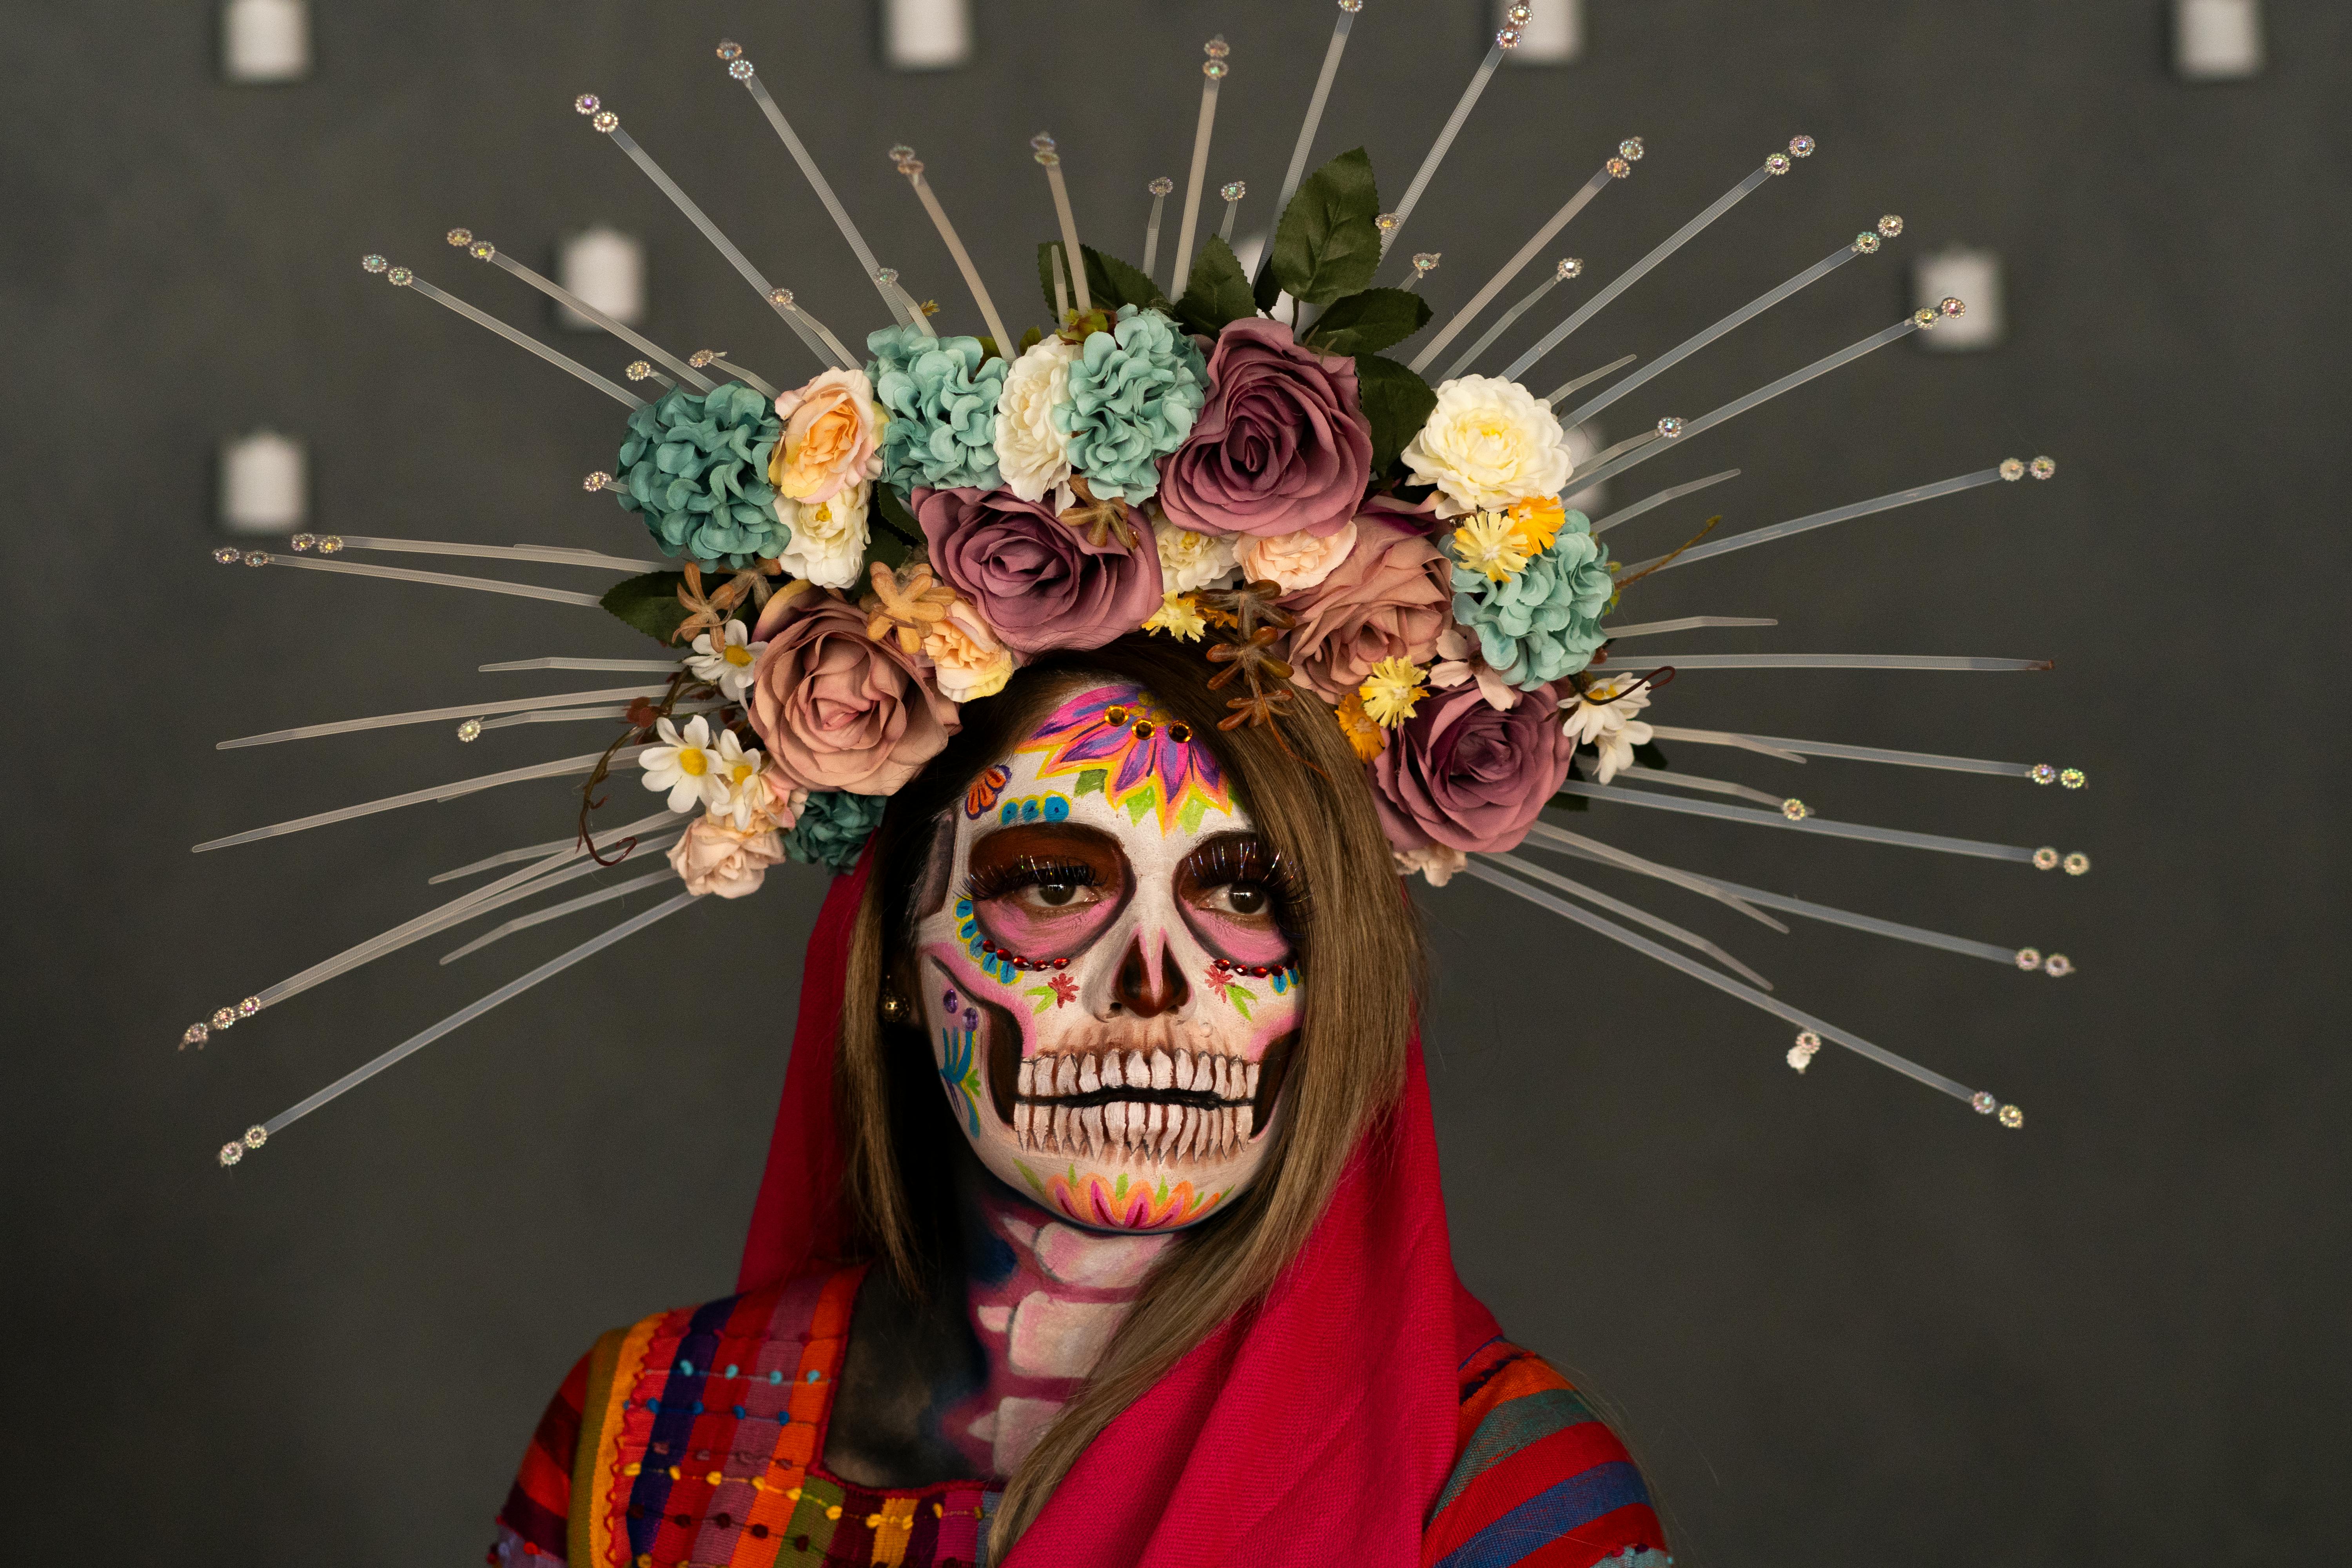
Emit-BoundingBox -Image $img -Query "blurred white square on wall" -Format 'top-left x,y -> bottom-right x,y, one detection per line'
1915,247 -> 2004,353
2175,0 -> 2265,81
1502,0 -> 1582,64
219,431 -> 307,534
884,0 -> 974,71
556,227 -> 646,331
1563,423 -> 1607,515
222,0 -> 310,84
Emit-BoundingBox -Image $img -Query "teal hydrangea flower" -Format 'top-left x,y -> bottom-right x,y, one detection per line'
1059,304 -> 1209,502
1451,511 -> 1616,691
613,382 -> 787,570
783,790 -> 888,875
868,325 -> 1005,491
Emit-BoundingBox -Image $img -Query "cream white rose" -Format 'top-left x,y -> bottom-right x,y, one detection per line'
1154,516 -> 1240,593
1401,374 -> 1575,519
1237,522 -> 1357,595
666,817 -> 788,900
994,337 -> 1082,505
772,482 -> 871,589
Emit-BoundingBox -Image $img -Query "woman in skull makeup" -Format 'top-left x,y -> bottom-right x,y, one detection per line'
493,639 -> 1666,1568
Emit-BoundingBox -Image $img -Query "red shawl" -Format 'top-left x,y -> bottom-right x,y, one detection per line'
738,857 -> 1501,1567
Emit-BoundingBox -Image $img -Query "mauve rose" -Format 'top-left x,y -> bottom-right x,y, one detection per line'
1279,519 -> 1452,702
1157,319 -> 1373,539
1369,679 -> 1576,855
915,486 -> 1163,655
748,589 -> 960,795
1357,488 -> 1445,537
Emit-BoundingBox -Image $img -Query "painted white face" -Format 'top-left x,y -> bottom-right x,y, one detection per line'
913,682 -> 1303,1232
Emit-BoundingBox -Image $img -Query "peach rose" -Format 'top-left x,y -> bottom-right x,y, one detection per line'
922,598 -> 1015,703
1237,521 -> 1358,595
770,368 -> 885,505
667,817 -> 788,899
1278,519 -> 1452,703
749,590 -> 960,794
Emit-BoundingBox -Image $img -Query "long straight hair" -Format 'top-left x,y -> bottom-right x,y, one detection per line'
833,635 -> 1424,1554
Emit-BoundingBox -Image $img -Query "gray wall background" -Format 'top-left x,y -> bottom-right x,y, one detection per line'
8,1 -> 2343,1561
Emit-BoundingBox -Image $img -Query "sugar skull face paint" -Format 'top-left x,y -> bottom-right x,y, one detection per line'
915,682 -> 1302,1232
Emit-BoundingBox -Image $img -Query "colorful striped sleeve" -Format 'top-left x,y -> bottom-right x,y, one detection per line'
1421,1338 -> 1670,1568
490,1348 -> 591,1564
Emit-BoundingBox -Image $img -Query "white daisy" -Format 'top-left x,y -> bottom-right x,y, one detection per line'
687,620 -> 766,702
706,731 -> 769,831
1559,675 -> 1655,784
639,714 -> 727,814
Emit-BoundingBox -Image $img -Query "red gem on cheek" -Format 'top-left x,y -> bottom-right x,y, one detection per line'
1053,957 -> 1069,969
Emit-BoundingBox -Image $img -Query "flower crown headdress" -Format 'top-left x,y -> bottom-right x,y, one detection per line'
190,4 -> 2088,1168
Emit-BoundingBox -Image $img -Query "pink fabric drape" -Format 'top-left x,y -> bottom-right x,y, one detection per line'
739,854 -> 1499,1567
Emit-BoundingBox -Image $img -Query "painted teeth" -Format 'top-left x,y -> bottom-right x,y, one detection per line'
1010,1050 -> 1267,1161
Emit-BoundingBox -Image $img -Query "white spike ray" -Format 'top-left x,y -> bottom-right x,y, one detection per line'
1570,316 -> 1924,500
192,748 -> 648,854
1414,162 -> 1618,375
1519,828 -> 2038,971
1618,466 -> 2013,577
1646,726 -> 2057,781
1479,852 -> 1775,991
1542,353 -> 1640,407
703,357 -> 780,397
1267,2 -> 1359,232
429,808 -> 680,884
1601,615 -> 1777,640
1550,780 -> 2060,866
729,62 -> 902,322
314,537 -> 664,572
440,866 -> 680,964
218,686 -> 673,750
1610,765 -> 1787,809
1599,653 -> 2051,673
241,554 -> 606,609
470,243 -> 713,390
1519,821 -> 1786,930
1380,33 -> 1510,262
473,700 -> 723,734
597,116 -> 850,368
1589,470 -> 1741,535
1502,156 -> 1786,383
396,273 -> 643,407
480,657 -> 683,674
237,892 -> 702,1150
226,809 -> 682,1018
1462,861 -> 1991,1108
1555,239 -> 1866,421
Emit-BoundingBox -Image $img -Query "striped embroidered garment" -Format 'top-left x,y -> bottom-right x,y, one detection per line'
492,1269 -> 1666,1568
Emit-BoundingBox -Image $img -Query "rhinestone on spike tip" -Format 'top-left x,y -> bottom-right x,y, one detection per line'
1620,137 -> 1645,161
1149,176 -> 1174,196
1557,257 -> 1583,279
446,227 -> 471,247
468,240 -> 495,261
2043,954 -> 2074,978
2033,847 -> 2061,871
1787,1030 -> 1821,1073
181,1022 -> 210,1049
360,254 -> 387,274
1509,4 -> 1533,23
768,289 -> 794,307
716,40 -> 742,61
2063,852 -> 2091,877
2001,458 -> 2027,481
1913,310 -> 1940,329
1656,416 -> 1684,438
1973,1091 -> 1997,1114
584,470 -> 612,492
212,546 -> 240,565
1765,154 -> 1792,176
1790,134 -> 1817,156
1878,215 -> 1904,238
1607,157 -> 1632,179
1998,1105 -> 2024,1129
1221,180 -> 1247,201
2015,947 -> 2042,971
573,93 -> 599,114
1781,799 -> 1810,821
2031,456 -> 2057,479
2060,768 -> 2086,790
728,60 -> 753,81
1852,232 -> 1881,255
387,266 -> 413,286
592,111 -> 619,134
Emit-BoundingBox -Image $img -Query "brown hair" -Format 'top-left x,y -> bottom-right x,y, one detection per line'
833,634 -> 1423,1553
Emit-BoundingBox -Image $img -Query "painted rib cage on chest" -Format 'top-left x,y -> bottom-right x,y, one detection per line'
1013,1044 -> 1260,1163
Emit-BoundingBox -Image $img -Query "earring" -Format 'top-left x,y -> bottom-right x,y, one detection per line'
880,986 -> 910,1024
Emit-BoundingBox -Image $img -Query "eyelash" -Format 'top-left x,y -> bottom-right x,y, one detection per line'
1186,841 -> 1302,905
963,859 -> 1102,904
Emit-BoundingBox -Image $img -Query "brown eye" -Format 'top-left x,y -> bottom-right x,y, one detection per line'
1225,886 -> 1267,916
1036,882 -> 1079,907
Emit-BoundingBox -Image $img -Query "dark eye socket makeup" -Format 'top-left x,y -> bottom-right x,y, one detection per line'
1175,833 -> 1298,967
965,824 -> 1133,956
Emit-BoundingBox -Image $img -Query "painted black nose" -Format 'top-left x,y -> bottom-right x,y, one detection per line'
1112,935 -> 1189,1018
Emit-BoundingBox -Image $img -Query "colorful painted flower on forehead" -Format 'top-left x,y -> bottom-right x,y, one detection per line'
1018,683 -> 1232,834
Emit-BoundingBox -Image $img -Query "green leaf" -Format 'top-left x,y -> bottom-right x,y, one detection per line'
599,571 -> 704,646
1305,288 -> 1432,357
1038,242 -> 1168,319
872,484 -> 924,552
1270,148 -> 1382,305
1354,354 -> 1437,477
1631,739 -> 1672,772
1172,235 -> 1258,337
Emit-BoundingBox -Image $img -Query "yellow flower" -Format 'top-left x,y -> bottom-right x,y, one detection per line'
1143,590 -> 1208,642
1505,494 -> 1564,556
1357,657 -> 1428,729
1451,512 -> 1532,583
1333,690 -> 1388,761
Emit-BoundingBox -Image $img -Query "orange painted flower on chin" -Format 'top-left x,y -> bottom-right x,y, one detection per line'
1021,1161 -> 1225,1231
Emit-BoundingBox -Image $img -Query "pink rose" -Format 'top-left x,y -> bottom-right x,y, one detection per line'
1156,319 -> 1373,539
770,368 -> 884,505
1237,522 -> 1358,595
1278,519 -> 1452,703
748,589 -> 960,794
1368,680 -> 1577,855
667,818 -> 788,899
915,486 -> 1163,655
